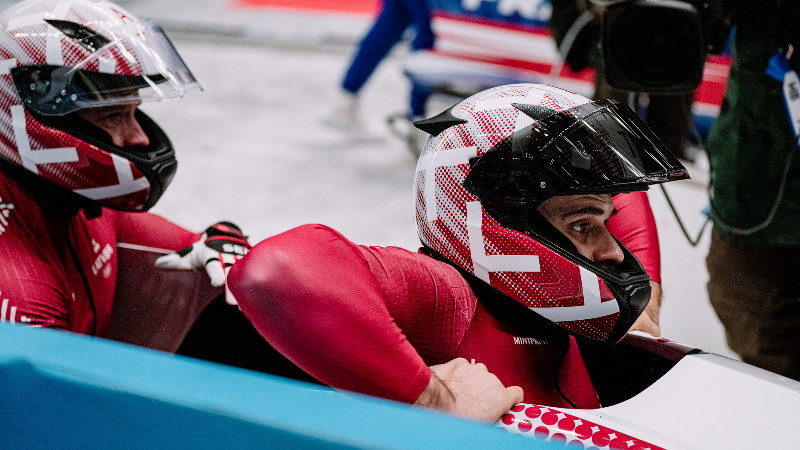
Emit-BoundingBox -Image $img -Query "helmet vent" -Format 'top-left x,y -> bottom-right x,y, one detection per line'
44,19 -> 110,53
413,105 -> 468,136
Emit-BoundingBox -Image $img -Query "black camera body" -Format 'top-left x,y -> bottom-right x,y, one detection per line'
602,0 -> 735,93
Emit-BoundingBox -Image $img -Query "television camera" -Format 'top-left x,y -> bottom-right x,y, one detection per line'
600,0 -> 736,92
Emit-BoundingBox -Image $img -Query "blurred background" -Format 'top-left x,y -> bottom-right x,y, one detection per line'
0,0 -> 732,356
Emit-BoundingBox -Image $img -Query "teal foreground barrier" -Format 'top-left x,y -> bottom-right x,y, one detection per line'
0,322 -> 556,449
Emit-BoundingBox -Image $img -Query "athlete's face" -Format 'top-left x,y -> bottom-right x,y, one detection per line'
537,194 -> 624,269
75,103 -> 149,148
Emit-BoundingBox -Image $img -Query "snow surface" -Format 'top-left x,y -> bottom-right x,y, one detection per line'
139,36 -> 734,358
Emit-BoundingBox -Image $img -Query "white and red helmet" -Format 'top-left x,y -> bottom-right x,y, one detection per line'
413,84 -> 687,343
0,0 -> 200,211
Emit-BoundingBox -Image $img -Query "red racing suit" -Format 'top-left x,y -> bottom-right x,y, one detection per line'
230,192 -> 660,408
0,171 -> 221,350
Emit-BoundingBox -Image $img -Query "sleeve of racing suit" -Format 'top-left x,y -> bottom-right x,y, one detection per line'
228,224 -> 433,404
0,235 -> 72,329
607,192 -> 661,284
0,181 -> 85,330
113,210 -> 201,251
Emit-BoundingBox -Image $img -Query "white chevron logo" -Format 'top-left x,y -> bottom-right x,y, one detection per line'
0,196 -> 14,236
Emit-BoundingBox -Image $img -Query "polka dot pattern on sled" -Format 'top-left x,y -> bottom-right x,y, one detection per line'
497,403 -> 664,449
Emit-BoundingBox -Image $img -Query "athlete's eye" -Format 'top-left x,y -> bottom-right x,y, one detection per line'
100,112 -> 125,126
571,223 -> 588,233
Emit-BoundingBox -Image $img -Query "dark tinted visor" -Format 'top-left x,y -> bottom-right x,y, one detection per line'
517,99 -> 689,194
11,65 -> 166,116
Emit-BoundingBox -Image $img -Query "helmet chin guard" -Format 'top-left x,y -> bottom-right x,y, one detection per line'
413,83 -> 687,343
0,0 -> 200,211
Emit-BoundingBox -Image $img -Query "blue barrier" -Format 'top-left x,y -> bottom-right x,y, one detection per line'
0,322 -> 558,449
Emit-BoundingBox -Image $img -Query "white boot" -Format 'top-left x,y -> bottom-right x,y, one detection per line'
387,113 -> 429,157
321,89 -> 364,131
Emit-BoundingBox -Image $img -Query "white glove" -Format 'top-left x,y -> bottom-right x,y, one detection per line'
155,221 -> 250,305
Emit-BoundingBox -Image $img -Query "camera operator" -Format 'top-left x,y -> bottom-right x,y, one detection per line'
705,0 -> 800,381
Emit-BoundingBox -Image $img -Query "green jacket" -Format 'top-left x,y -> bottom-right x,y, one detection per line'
707,1 -> 800,245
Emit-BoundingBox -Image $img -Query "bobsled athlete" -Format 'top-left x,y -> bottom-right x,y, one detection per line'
223,84 -> 689,421
0,0 -> 249,351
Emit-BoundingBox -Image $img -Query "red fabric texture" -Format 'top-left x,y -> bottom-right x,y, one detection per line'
608,192 -> 661,284
0,172 -> 199,334
230,224 -> 601,408
230,224 -> 432,404
230,194 -> 659,407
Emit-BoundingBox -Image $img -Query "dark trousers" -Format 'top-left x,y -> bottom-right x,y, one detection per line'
341,0 -> 433,94
706,228 -> 800,380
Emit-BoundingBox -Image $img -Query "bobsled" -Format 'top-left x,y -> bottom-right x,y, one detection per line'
3,244 -> 798,448
393,0 -> 731,152
495,331 -> 800,449
2,317 -> 798,448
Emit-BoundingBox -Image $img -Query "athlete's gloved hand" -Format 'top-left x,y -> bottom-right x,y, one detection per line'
155,221 -> 250,305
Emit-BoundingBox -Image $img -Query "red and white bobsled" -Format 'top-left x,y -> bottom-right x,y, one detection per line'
495,332 -> 800,449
